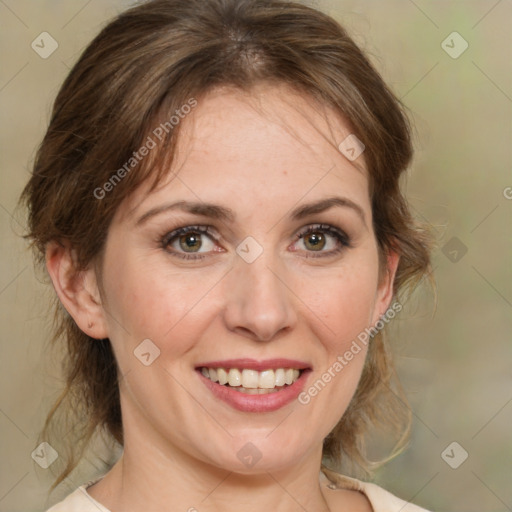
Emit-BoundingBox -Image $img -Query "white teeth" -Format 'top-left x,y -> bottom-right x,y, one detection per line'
259,370 -> 275,389
275,368 -> 285,386
217,367 -> 228,385
242,369 -> 259,388
228,368 -> 242,387
200,366 -> 303,389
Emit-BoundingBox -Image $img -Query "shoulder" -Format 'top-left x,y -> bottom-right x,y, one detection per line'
358,480 -> 431,512
45,483 -> 111,512
320,465 -> 432,512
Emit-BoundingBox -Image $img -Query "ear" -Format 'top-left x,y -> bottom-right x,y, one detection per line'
370,248 -> 400,326
45,242 -> 109,339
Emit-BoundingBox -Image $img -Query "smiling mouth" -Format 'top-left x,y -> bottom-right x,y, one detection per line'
199,367 -> 303,394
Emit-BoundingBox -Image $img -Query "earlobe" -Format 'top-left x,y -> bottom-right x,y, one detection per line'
371,249 -> 400,325
45,242 -> 109,339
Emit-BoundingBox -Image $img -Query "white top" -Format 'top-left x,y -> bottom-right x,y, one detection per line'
45,466 -> 431,512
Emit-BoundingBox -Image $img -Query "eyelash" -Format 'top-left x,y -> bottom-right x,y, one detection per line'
160,224 -> 351,260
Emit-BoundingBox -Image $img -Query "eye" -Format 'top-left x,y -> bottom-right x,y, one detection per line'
161,225 -> 218,259
292,224 -> 351,257
160,223 -> 350,261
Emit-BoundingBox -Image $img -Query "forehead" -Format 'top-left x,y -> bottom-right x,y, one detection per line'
180,83 -> 365,172
119,83 -> 370,221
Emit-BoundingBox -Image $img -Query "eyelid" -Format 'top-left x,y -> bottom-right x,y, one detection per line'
160,224 -> 219,246
160,225 -> 220,260
294,223 -> 351,246
291,223 -> 352,258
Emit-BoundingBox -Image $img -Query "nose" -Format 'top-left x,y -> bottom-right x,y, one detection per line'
222,252 -> 298,342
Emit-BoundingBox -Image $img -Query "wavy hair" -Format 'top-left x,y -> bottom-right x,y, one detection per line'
21,0 -> 433,491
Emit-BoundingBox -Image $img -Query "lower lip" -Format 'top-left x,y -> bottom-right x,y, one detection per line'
197,370 -> 310,412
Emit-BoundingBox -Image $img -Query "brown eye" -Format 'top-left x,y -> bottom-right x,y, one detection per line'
162,225 -> 217,259
179,232 -> 202,252
303,232 -> 326,251
293,224 -> 351,258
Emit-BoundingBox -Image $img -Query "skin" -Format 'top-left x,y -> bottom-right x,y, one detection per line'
47,83 -> 399,512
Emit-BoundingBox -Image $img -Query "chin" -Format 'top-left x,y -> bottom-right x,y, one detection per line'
200,434 -> 313,475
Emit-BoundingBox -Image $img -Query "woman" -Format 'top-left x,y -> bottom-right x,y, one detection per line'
22,0 -> 433,510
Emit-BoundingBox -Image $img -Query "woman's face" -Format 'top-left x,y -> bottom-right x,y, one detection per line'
95,84 -> 397,473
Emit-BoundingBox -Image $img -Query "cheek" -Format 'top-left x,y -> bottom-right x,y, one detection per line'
101,252 -> 223,356
301,260 -> 380,349
296,265 -> 376,429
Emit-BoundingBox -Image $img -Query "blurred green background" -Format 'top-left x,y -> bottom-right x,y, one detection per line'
0,1 -> 510,511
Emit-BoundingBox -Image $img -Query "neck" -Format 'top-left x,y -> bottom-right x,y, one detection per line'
88,429 -> 332,512
86,386 -> 342,512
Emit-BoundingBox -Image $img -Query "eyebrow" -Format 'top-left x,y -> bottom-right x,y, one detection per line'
135,196 -> 366,227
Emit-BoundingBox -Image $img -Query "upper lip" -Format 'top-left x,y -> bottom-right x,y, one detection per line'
195,358 -> 311,371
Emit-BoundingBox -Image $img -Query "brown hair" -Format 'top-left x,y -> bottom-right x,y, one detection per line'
21,0 -> 433,491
